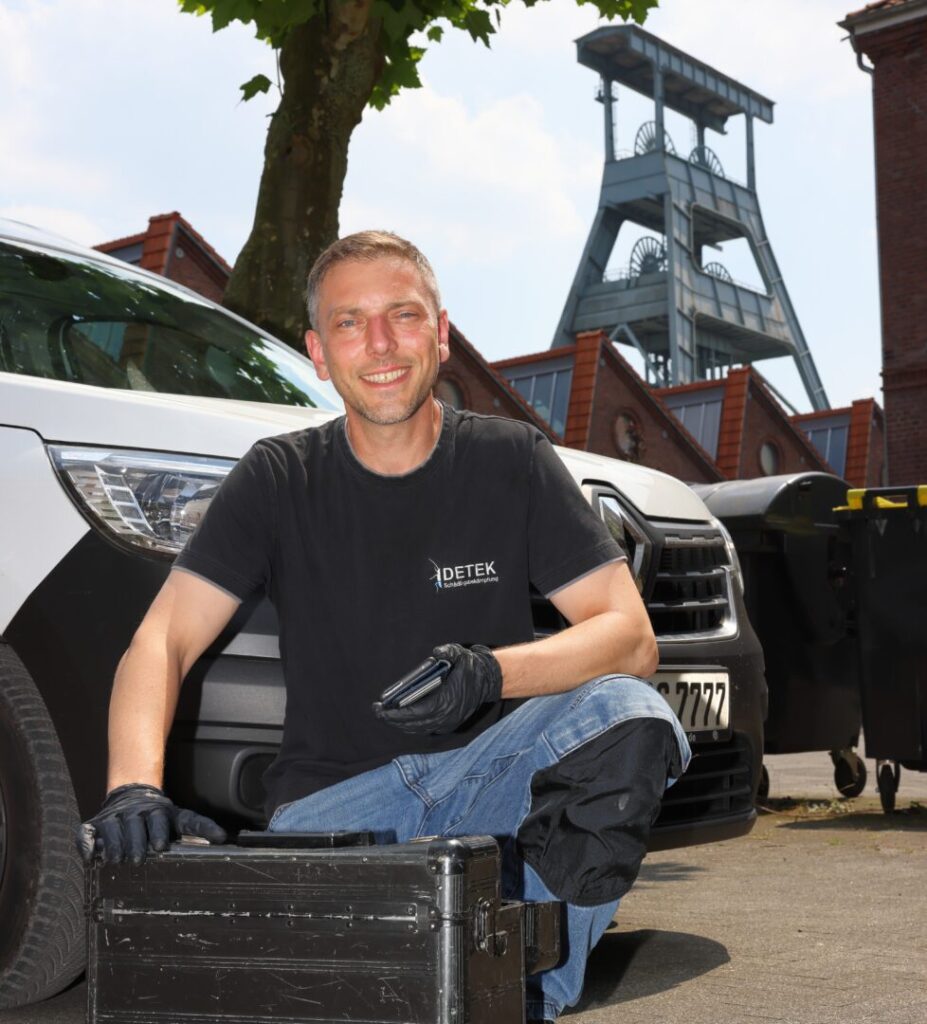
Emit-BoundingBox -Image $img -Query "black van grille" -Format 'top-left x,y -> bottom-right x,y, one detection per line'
647,530 -> 732,638
653,734 -> 754,831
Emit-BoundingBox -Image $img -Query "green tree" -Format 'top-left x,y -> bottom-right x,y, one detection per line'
179,0 -> 658,349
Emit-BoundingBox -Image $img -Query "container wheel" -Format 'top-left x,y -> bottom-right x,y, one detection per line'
876,761 -> 900,814
831,748 -> 867,799
0,644 -> 85,1008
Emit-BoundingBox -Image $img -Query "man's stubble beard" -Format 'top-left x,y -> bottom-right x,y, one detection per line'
347,363 -> 440,427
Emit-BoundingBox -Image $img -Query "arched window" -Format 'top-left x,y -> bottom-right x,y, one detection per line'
758,440 -> 780,476
435,375 -> 465,409
613,411 -> 644,462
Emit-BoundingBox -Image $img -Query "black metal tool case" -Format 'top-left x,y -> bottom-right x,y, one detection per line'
86,835 -> 560,1024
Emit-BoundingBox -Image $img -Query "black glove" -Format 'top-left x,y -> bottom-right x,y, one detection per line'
374,643 -> 503,735
75,783 -> 226,865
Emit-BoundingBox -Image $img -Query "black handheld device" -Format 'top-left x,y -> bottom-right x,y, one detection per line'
236,830 -> 374,848
377,657 -> 452,710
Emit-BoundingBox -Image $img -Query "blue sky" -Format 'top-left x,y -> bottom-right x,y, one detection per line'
0,0 -> 879,412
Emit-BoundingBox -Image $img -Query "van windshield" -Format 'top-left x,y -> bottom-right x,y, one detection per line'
0,239 -> 335,409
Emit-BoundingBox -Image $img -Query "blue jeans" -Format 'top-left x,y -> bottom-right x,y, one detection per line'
269,675 -> 691,1021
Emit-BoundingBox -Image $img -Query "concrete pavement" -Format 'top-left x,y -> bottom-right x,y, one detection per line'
2,750 -> 925,1024
573,796 -> 926,1024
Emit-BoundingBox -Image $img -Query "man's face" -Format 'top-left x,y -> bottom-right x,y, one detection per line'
306,257 -> 449,426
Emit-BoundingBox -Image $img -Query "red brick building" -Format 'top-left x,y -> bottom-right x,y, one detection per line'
655,369 -> 833,481
437,327 -> 555,438
493,332 -> 723,483
842,0 -> 927,483
792,400 -> 885,488
95,212 -> 232,306
96,215 -> 882,485
491,331 -> 886,485
96,214 -> 550,435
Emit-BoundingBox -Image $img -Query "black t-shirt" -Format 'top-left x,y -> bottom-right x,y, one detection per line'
174,405 -> 624,813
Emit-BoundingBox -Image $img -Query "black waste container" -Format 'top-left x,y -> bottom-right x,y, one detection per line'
836,485 -> 927,811
693,474 -> 863,797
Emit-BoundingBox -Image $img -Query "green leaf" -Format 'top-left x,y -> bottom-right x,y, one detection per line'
209,0 -> 255,32
182,0 -> 658,110
239,72 -> 272,101
369,41 -> 425,109
462,7 -> 493,44
577,0 -> 659,23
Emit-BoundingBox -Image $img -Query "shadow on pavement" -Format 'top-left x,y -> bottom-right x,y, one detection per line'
632,860 -> 708,886
568,927 -> 729,1013
780,810 -> 927,831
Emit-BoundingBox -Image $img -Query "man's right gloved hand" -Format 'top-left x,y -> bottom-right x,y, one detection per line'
75,783 -> 227,865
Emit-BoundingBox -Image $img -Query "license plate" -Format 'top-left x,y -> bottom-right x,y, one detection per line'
648,669 -> 731,740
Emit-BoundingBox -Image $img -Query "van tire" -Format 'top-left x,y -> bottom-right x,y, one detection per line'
0,644 -> 85,1008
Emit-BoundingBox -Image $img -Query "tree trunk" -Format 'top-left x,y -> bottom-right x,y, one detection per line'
223,3 -> 384,350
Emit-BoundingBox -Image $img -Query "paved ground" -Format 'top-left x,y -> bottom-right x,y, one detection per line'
3,750 -> 925,1024
568,751 -> 927,1024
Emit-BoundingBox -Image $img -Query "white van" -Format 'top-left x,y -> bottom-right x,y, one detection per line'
0,220 -> 766,1007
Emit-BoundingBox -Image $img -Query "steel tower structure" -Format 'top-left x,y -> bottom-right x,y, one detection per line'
554,26 -> 829,411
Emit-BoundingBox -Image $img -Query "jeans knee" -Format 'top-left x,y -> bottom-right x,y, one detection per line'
544,674 -> 671,758
518,716 -> 682,905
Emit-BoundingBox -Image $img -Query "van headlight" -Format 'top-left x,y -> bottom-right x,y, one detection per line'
48,445 -> 235,556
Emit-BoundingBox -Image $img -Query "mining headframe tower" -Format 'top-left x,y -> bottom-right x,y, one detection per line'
553,25 -> 830,412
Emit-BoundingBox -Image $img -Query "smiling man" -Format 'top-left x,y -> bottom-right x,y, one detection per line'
79,231 -> 690,1023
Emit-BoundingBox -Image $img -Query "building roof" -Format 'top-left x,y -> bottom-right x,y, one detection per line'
844,398 -> 882,485
493,347 -> 576,371
791,405 -> 852,424
96,211 -> 232,277
449,323 -> 557,439
653,377 -> 727,399
95,229 -> 147,252
841,0 -> 927,31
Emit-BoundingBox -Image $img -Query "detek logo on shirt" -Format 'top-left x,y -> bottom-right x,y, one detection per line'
429,558 -> 499,591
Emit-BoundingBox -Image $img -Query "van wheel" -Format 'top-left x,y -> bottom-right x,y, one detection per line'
0,645 -> 85,1008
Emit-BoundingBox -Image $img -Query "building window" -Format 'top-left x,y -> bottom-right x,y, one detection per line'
613,411 -> 644,462
503,367 -> 572,437
435,376 -> 465,409
805,423 -> 849,477
759,440 -> 780,476
659,386 -> 724,458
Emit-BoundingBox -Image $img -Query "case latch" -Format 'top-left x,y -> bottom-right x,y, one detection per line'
474,898 -> 508,957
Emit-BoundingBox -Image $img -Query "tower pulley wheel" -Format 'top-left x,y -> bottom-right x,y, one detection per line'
703,261 -> 733,282
634,121 -> 676,156
689,145 -> 725,178
629,236 -> 667,279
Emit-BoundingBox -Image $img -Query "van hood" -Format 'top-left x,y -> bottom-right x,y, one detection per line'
0,373 -> 337,458
0,373 -> 711,522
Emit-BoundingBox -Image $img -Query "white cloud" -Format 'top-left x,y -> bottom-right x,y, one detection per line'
0,0 -> 881,411
641,0 -> 865,104
346,80 -> 598,266
0,204 -> 106,246
481,1 -> 604,56
0,3 -> 41,90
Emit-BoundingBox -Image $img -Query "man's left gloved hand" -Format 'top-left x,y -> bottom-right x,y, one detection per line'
75,783 -> 227,865
374,643 -> 503,735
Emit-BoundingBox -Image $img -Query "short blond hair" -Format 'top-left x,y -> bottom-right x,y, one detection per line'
306,230 -> 441,329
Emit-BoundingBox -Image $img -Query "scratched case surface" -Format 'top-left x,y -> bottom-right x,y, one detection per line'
86,836 -> 535,1024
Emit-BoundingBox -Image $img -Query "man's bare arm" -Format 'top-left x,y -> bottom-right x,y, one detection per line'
107,569 -> 241,792
494,560 -> 658,698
